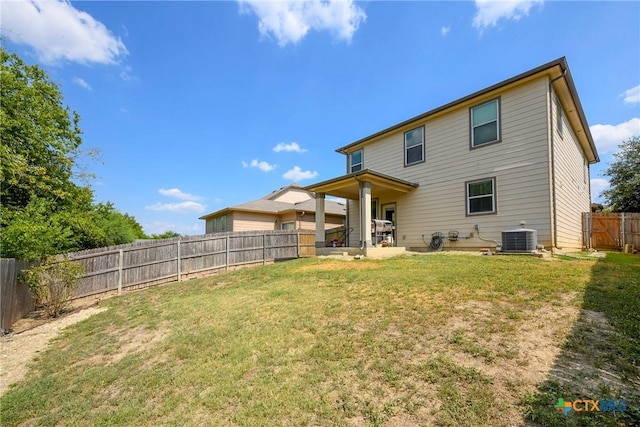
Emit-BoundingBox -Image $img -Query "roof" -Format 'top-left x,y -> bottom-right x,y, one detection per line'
199,185 -> 346,220
304,169 -> 419,200
336,57 -> 599,164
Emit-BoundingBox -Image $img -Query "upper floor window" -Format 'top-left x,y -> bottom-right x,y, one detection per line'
350,149 -> 362,173
466,178 -> 496,215
470,99 -> 500,148
405,126 -> 424,166
212,218 -> 217,233
221,215 -> 227,232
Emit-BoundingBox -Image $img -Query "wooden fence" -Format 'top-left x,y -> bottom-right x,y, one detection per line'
0,230 -> 316,328
0,259 -> 35,331
582,212 -> 640,250
68,230 -> 315,299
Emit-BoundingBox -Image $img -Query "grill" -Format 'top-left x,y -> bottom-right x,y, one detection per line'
371,219 -> 394,246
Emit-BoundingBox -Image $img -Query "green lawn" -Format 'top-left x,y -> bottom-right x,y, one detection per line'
1,253 -> 638,426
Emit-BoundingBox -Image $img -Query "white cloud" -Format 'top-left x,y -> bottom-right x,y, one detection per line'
72,77 -> 92,91
283,166 -> 318,182
243,159 -> 277,172
145,201 -> 206,214
1,0 -> 128,64
590,178 -> 609,201
158,188 -> 203,201
590,118 -> 640,154
473,0 -> 543,30
273,142 -> 308,153
239,0 -> 366,46
441,26 -> 450,36
621,85 -> 640,104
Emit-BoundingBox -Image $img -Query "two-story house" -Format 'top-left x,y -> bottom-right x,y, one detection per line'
305,57 -> 599,253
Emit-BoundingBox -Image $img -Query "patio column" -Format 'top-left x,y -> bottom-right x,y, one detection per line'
315,193 -> 326,248
359,181 -> 372,248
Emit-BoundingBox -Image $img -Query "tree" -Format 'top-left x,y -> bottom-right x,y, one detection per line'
150,231 -> 181,239
1,47 -> 148,259
93,202 -> 147,246
602,136 -> 640,212
1,47 -> 85,211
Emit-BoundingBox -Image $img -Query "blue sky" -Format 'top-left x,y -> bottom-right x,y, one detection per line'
2,0 -> 639,235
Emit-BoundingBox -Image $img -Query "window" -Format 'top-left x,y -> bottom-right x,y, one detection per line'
350,150 -> 362,172
404,126 -> 424,165
470,99 -> 500,147
212,218 -> 217,233
281,221 -> 295,231
221,215 -> 226,231
466,178 -> 496,215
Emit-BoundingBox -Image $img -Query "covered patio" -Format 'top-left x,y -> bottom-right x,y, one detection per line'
304,169 -> 418,256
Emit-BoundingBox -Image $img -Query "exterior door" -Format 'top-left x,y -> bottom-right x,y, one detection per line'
382,203 -> 396,245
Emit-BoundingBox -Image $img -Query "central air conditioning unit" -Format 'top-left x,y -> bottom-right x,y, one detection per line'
501,228 -> 538,253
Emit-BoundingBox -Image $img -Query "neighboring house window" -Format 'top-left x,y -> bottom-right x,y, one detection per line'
556,97 -> 564,138
212,218 -> 217,233
466,178 -> 496,215
221,215 -> 226,231
405,126 -> 424,166
470,99 -> 500,147
281,221 -> 295,231
350,150 -> 363,172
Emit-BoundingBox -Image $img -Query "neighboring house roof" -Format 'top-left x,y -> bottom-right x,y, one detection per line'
336,57 -> 599,164
199,185 -> 346,220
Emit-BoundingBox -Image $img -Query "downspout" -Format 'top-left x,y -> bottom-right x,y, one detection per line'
549,69 -> 567,250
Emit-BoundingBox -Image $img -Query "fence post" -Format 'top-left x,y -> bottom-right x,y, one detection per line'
117,249 -> 123,295
225,234 -> 229,271
621,213 -> 626,249
263,232 -> 266,266
296,232 -> 300,258
177,237 -> 182,282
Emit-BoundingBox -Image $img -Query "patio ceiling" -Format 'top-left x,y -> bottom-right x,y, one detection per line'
304,169 -> 419,200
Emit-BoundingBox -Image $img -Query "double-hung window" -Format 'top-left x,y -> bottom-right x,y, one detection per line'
470,99 -> 500,147
350,149 -> 363,173
405,126 -> 424,166
466,178 -> 496,215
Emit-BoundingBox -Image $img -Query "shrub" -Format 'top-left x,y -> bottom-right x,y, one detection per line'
22,257 -> 85,318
